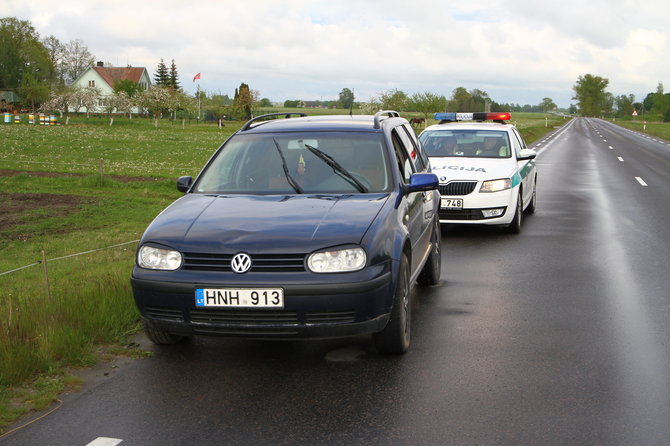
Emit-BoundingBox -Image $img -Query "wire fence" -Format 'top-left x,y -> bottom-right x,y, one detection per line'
0,240 -> 139,277
0,157 -> 196,172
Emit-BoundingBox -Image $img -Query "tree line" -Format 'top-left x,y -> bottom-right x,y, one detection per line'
0,16 -> 259,123
3,16 -> 667,123
572,74 -> 669,121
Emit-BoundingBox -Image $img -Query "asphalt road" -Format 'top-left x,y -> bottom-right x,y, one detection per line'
3,118 -> 670,446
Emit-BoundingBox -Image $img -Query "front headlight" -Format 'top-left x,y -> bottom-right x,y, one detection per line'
480,178 -> 511,193
307,247 -> 366,273
138,245 -> 182,270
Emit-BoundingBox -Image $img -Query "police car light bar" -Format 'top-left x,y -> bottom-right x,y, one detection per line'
434,112 -> 511,122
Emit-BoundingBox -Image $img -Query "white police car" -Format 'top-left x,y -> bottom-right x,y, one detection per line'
418,112 -> 537,233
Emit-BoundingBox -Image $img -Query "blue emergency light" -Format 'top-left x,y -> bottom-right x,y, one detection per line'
434,112 -> 511,123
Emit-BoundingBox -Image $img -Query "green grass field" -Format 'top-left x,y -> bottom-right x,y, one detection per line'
0,109 -> 571,431
610,118 -> 670,140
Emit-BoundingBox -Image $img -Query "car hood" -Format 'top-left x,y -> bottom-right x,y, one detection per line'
430,157 -> 517,182
141,193 -> 390,253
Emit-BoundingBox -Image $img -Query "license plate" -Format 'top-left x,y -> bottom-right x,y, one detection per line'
195,288 -> 284,308
441,198 -> 463,209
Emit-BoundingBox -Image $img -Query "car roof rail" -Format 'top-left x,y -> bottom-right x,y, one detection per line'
373,110 -> 400,129
239,112 -> 308,131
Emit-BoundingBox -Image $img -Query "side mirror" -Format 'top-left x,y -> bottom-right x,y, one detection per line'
518,149 -> 537,161
177,176 -> 193,193
406,173 -> 439,193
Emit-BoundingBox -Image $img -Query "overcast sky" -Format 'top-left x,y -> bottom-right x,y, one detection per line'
3,0 -> 669,108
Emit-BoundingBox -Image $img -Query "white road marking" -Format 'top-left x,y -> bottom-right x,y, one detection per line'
608,146 -> 614,150
86,438 -> 123,446
618,157 -> 625,162
635,177 -> 648,187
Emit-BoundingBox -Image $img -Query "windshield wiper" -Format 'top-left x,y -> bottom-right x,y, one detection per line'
272,138 -> 304,194
303,144 -> 368,193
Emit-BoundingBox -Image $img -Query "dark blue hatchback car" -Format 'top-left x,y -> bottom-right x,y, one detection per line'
131,111 -> 441,353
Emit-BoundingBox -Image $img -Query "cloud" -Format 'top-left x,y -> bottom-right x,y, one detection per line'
2,0 -> 669,107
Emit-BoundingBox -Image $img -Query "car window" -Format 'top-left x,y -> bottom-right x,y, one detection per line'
419,130 -> 511,158
400,124 -> 430,172
509,128 -> 524,158
391,130 -> 414,184
194,132 -> 392,194
510,128 -> 526,157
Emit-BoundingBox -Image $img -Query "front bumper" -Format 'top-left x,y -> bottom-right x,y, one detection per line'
131,262 -> 394,339
438,187 -> 516,225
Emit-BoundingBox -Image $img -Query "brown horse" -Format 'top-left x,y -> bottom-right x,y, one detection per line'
409,117 -> 425,127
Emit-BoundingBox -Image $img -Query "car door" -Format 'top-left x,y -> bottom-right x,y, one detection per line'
510,127 -> 535,208
391,127 -> 429,274
401,124 -> 436,228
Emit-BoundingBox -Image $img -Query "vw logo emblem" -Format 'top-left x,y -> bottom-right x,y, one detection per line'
231,253 -> 252,274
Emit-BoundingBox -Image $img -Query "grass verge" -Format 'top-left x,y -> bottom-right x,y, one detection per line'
0,111 -> 569,433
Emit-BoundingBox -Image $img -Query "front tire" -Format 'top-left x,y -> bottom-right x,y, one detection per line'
526,179 -> 537,214
418,219 -> 441,286
506,191 -> 523,234
142,317 -> 184,345
374,254 -> 411,354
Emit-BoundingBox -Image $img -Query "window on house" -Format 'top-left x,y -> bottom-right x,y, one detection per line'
88,80 -> 95,87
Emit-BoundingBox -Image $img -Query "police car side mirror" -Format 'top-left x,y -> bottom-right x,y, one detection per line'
177,176 -> 193,193
518,149 -> 537,161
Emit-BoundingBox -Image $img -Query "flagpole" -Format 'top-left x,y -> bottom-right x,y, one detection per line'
193,73 -> 201,121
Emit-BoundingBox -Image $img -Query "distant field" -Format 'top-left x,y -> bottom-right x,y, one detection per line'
610,118 -> 670,141
0,110 -> 567,431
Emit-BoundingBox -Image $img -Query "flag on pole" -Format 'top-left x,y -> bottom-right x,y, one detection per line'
193,73 -> 201,82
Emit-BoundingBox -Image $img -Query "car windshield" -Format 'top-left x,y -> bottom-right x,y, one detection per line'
419,130 -> 511,159
194,132 -> 392,194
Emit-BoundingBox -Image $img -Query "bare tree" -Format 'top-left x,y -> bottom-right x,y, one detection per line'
62,39 -> 96,84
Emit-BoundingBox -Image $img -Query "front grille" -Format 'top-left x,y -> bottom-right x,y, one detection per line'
439,181 -> 477,196
144,305 -> 184,321
439,207 -> 507,221
182,253 -> 306,272
190,309 -> 299,325
439,208 -> 484,220
305,310 -> 356,325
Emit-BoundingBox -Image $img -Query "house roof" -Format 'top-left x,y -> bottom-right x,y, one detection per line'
92,66 -> 147,88
0,90 -> 20,102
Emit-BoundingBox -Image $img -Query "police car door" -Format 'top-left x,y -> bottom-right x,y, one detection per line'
511,128 -> 534,208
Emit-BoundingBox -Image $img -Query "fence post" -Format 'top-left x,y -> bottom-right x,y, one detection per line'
99,159 -> 104,185
42,250 -> 52,301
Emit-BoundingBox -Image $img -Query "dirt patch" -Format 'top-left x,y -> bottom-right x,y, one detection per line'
0,169 -> 165,183
0,193 -> 89,240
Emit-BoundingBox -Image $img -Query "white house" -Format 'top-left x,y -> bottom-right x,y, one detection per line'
70,62 -> 151,114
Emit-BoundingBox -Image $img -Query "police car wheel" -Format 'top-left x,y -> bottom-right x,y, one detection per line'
526,181 -> 537,214
507,192 -> 523,234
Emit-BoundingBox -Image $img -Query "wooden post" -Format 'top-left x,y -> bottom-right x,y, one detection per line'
42,250 -> 52,301
98,159 -> 104,185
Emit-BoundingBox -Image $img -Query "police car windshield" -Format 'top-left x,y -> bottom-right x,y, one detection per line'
420,130 -> 511,159
194,132 -> 392,194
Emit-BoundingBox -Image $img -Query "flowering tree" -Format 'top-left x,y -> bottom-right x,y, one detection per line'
73,86 -> 101,117
40,85 -> 96,124
103,91 -> 135,125
138,85 -> 171,127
